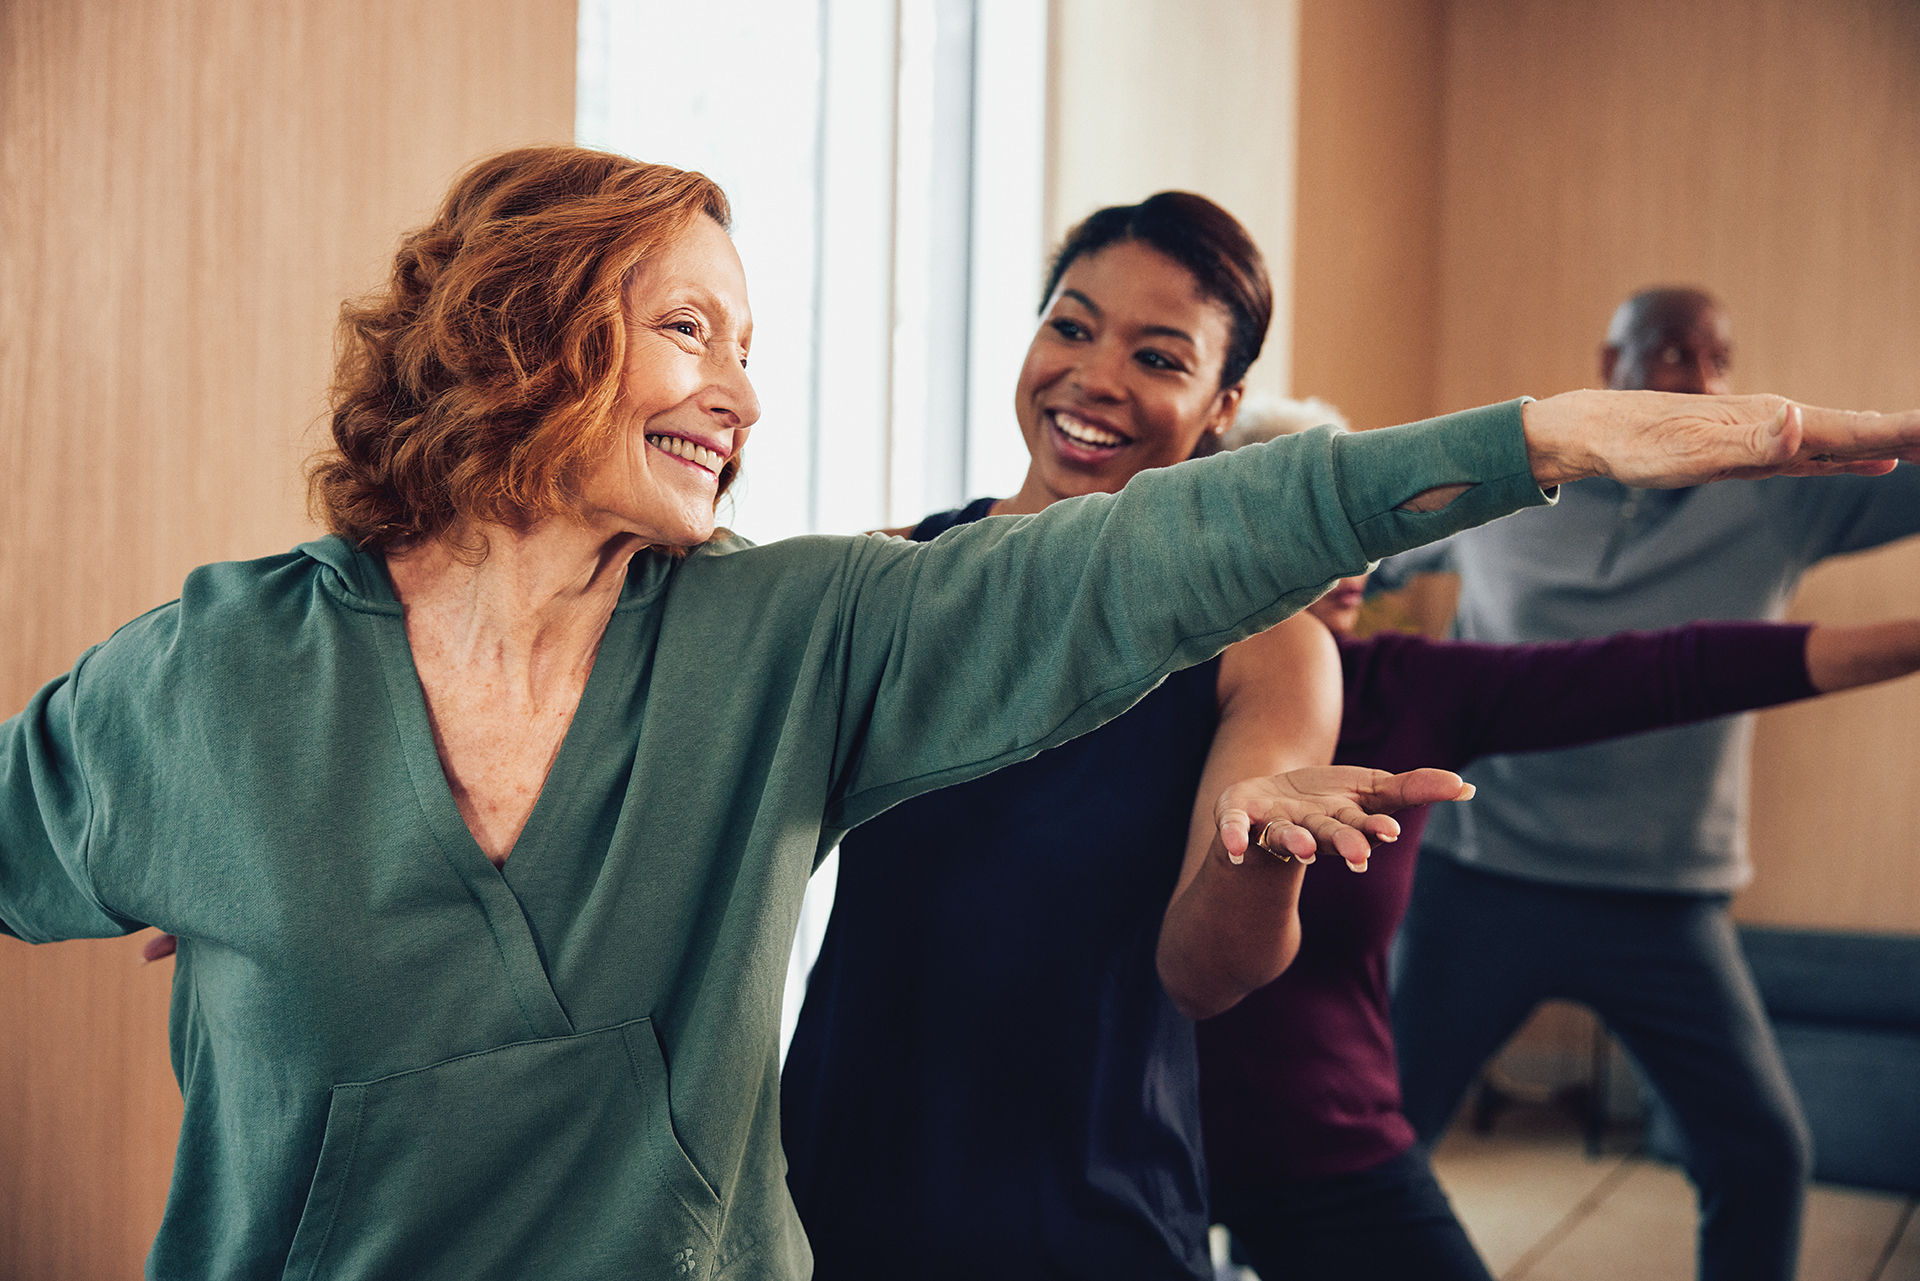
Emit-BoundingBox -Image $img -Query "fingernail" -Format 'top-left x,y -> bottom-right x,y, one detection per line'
1347,859 -> 1367,873
1228,850 -> 1244,865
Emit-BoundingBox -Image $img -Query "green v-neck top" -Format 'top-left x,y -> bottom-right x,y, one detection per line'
0,402 -> 1543,1279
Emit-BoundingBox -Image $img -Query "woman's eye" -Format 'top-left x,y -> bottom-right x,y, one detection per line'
670,321 -> 701,339
1138,350 -> 1181,372
1050,318 -> 1087,340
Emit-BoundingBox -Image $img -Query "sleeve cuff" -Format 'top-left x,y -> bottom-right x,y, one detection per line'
1332,398 -> 1556,563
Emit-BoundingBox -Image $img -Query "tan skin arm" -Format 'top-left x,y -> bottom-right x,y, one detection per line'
1156,613 -> 1484,1020
1155,615 -> 1339,1022
1154,615 -> 1339,1020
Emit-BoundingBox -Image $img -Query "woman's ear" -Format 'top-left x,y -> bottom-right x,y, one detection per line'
1209,383 -> 1246,437
1189,385 -> 1245,461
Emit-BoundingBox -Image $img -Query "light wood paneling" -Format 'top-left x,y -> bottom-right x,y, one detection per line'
1432,0 -> 1920,932
0,1 -> 573,1275
1291,0 -> 1445,430
1048,0 -> 1299,399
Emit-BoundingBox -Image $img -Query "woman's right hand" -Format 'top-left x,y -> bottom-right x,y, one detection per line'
1215,765 -> 1475,873
1522,390 -> 1920,490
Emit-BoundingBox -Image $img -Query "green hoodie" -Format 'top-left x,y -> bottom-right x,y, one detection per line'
0,404 -> 1543,1279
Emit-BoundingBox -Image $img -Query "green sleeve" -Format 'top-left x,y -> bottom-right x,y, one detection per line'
0,651 -> 135,942
825,399 -> 1548,830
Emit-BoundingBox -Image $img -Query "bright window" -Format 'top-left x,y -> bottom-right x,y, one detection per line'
578,0 -> 1047,545
579,0 -> 1049,1055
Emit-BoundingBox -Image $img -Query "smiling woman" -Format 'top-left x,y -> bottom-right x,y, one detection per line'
571,215 -> 757,553
5,145 -> 1920,1281
315,150 -> 744,550
1003,191 -> 1271,511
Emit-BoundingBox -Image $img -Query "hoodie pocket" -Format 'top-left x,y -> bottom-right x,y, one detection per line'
283,1018 -> 721,1281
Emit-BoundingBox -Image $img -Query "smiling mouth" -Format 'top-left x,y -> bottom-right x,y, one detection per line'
1049,410 -> 1132,453
646,433 -> 726,475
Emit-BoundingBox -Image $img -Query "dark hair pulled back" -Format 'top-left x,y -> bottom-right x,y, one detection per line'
1040,191 -> 1272,390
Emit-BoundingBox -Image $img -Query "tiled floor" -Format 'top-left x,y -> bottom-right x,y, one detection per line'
1431,1111 -> 1920,1281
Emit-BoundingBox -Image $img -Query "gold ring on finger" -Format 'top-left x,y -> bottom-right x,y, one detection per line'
1256,819 -> 1294,864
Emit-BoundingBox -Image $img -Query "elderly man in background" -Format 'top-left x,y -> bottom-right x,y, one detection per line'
1381,286 -> 1920,1281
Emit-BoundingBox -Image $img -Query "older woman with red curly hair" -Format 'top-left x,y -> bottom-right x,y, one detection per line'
2,145 -> 1917,1280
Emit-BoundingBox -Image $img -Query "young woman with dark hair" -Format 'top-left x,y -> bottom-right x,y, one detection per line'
781,192 -> 1357,1280
781,196 -> 1920,1279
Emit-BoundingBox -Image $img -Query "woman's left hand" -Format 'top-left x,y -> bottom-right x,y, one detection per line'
1216,766 -> 1475,871
1522,391 -> 1920,490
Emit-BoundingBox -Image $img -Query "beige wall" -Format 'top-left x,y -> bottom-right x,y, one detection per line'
1296,0 -> 1920,1120
1301,0 -> 1920,932
1291,0 -> 1445,432
1434,0 -> 1920,932
0,1 -> 574,1274
1048,0 -> 1299,399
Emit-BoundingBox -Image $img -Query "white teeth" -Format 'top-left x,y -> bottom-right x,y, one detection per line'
647,434 -> 724,472
1053,412 -> 1126,448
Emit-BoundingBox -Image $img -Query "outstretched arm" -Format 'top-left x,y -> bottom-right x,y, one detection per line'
1413,615 -> 1920,768
826,402 -> 1545,832
828,393 -> 1920,831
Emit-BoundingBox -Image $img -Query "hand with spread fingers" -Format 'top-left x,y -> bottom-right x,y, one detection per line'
1216,766 -> 1475,873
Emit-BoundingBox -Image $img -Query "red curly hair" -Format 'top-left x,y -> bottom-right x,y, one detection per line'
309,146 -> 737,549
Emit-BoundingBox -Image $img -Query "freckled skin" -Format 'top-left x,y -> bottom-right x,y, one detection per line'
401,217 -> 763,865
575,215 -> 759,548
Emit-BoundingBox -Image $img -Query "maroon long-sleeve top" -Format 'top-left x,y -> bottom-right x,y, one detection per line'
1196,622 -> 1817,1191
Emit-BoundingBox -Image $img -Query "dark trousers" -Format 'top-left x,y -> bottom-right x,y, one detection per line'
1215,1147 -> 1493,1281
1390,854 -> 1811,1281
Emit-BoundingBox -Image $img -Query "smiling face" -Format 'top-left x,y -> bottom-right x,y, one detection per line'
1005,240 -> 1242,511
576,215 -> 760,548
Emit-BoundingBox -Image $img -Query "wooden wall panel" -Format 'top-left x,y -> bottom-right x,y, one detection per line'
0,1 -> 574,1274
1048,0 -> 1299,399
1291,0 -> 1445,430
1433,0 -> 1920,932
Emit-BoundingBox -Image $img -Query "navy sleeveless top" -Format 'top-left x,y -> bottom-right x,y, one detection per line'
782,498 -> 1223,1280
